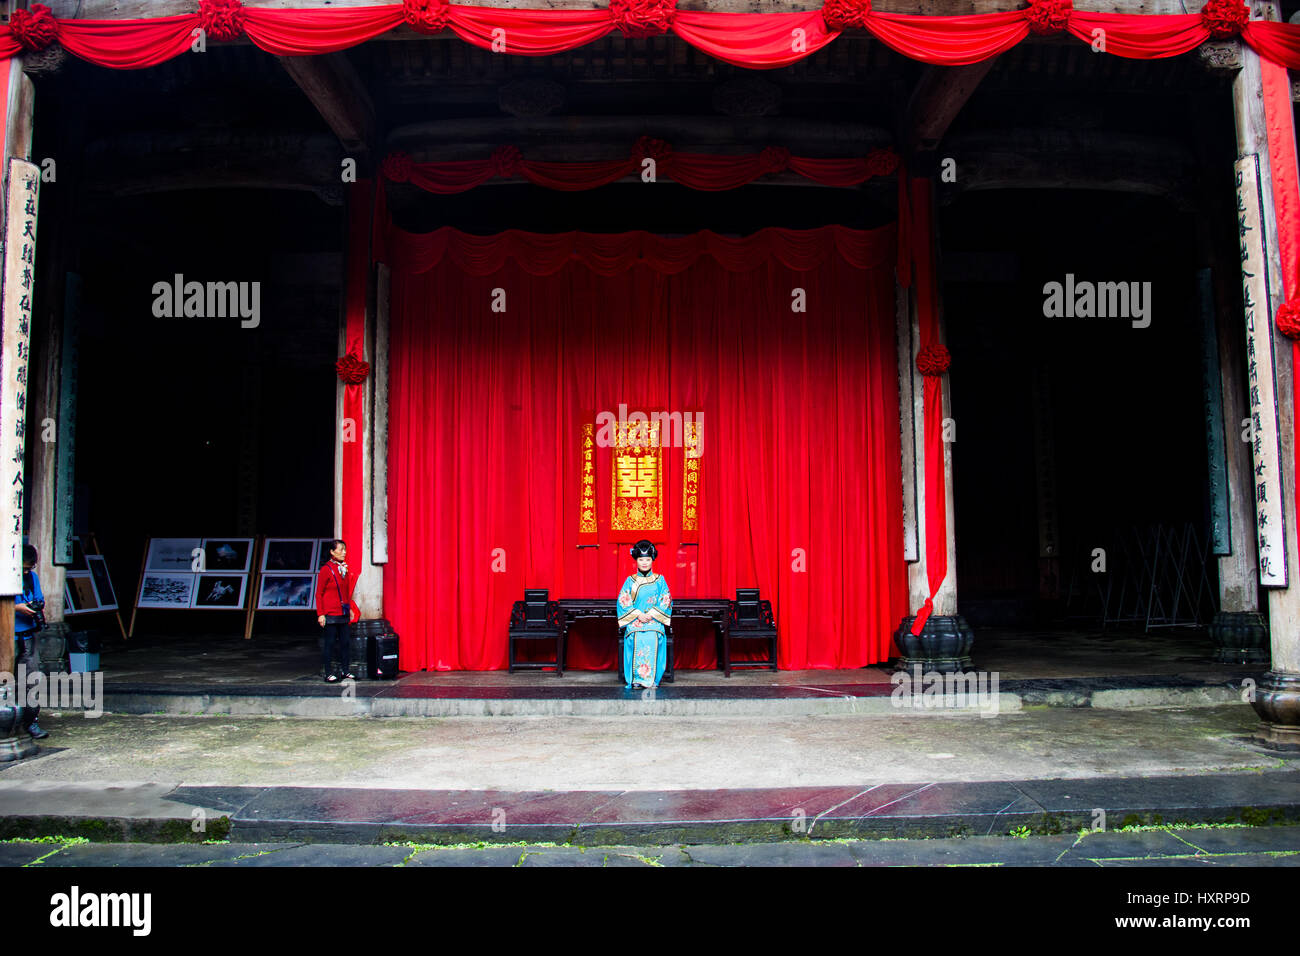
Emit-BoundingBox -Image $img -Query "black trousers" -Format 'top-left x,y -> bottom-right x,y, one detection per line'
14,634 -> 37,669
321,620 -> 351,676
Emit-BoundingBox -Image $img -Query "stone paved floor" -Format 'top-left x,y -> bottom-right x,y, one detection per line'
4,826 -> 1298,867
0,704 -> 1289,790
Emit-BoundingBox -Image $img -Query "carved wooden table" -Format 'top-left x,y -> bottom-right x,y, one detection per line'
508,598 -> 775,679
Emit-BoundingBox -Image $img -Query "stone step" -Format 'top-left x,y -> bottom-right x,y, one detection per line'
0,772 -> 1296,846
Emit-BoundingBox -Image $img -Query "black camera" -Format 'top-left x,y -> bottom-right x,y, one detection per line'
28,599 -> 46,631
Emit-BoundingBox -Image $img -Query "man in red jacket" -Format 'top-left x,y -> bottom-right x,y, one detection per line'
315,539 -> 357,682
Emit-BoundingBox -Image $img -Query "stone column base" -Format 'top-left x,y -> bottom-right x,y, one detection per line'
893,614 -> 975,674
0,693 -> 39,763
37,622 -> 70,674
1207,611 -> 1271,664
1251,671 -> 1300,749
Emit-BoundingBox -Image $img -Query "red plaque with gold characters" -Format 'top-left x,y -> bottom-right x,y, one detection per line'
611,417 -> 664,539
577,419 -> 598,545
681,416 -> 702,543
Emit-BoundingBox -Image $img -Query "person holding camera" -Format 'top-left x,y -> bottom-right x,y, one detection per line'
314,539 -> 358,683
14,544 -> 48,739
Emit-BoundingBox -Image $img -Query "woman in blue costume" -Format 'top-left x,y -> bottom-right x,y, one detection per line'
617,539 -> 672,688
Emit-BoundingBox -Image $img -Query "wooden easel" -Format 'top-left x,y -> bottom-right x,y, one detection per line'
244,535 -> 265,639
128,535 -> 260,639
126,537 -> 149,639
84,532 -> 127,641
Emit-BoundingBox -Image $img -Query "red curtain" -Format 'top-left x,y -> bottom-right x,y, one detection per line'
340,181 -> 372,580
1261,55 -> 1300,585
13,6 -> 1300,72
382,225 -> 907,671
384,148 -> 898,195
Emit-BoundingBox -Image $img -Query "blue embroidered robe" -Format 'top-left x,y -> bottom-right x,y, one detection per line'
616,571 -> 672,687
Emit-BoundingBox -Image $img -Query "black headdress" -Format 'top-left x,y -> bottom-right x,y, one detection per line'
629,539 -> 657,560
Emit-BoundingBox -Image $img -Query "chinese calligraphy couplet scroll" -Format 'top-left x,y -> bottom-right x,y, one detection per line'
577,419 -> 598,545
0,158 -> 39,594
1234,153 -> 1289,587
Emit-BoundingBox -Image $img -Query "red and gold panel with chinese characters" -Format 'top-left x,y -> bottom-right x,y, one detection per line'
611,419 -> 663,539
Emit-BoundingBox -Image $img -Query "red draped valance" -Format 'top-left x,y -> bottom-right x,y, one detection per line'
381,145 -> 900,194
6,2 -> 1300,71
386,222 -> 897,277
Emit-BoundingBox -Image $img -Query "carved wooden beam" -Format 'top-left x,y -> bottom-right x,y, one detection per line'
939,128 -> 1199,208
904,60 -> 999,156
277,52 -> 377,159
43,0 -> 1216,23
81,130 -> 346,204
387,116 -> 893,159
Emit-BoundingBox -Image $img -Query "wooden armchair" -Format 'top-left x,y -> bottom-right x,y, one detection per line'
507,589 -> 566,676
721,588 -> 778,676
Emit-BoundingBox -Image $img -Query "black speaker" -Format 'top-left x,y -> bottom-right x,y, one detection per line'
368,631 -> 399,680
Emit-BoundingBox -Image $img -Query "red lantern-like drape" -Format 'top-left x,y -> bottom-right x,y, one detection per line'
6,4 -> 1300,72
382,225 -> 908,671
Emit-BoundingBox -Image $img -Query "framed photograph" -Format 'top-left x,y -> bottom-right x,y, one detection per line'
262,538 -> 318,573
67,536 -> 88,573
191,574 -> 248,610
317,538 -> 340,567
87,555 -> 118,611
64,574 -> 99,614
258,573 -> 315,610
200,538 -> 253,573
138,572 -> 195,609
146,538 -> 202,573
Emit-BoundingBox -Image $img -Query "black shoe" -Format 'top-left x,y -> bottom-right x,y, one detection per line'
324,673 -> 339,684
27,721 -> 48,740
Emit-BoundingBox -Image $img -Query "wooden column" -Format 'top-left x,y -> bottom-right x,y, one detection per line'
334,196 -> 383,620
372,263 -> 390,569
896,281 -> 918,568
0,58 -> 34,678
904,186 -> 958,620
894,177 -> 970,672
1233,1 -> 1300,743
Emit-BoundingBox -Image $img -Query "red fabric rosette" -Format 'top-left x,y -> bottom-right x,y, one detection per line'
491,144 -> 523,178
336,352 -> 371,385
199,0 -> 246,41
916,342 -> 951,377
10,3 -> 58,52
759,147 -> 791,174
866,148 -> 899,178
821,0 -> 872,32
633,136 -> 673,163
1277,300 -> 1300,340
381,152 -> 414,183
1024,0 -> 1072,36
610,0 -> 676,39
1200,0 -> 1250,39
403,0 -> 451,34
